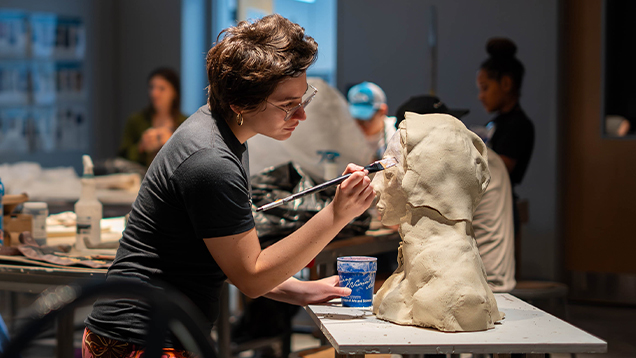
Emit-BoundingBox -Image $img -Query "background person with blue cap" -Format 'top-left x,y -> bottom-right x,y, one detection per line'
347,81 -> 397,161
347,82 -> 398,282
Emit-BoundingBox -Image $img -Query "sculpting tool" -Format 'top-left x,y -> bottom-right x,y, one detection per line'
256,157 -> 398,212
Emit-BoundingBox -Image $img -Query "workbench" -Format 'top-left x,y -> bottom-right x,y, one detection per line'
0,229 -> 401,358
304,293 -> 607,357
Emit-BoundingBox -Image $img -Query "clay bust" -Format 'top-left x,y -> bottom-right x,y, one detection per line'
372,112 -> 504,332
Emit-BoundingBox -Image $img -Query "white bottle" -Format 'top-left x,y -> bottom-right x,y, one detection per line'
318,151 -> 340,179
74,155 -> 102,250
23,202 -> 48,246
324,160 -> 339,180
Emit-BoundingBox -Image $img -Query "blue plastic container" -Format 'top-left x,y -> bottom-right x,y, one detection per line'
337,256 -> 377,307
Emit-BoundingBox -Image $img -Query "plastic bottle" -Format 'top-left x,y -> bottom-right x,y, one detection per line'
23,202 -> 48,246
74,155 -> 102,249
317,151 -> 340,180
0,176 -> 4,246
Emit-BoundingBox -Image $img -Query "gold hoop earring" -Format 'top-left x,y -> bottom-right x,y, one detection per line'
237,113 -> 243,126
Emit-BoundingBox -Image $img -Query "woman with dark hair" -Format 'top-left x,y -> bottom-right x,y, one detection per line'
83,14 -> 373,357
118,67 -> 188,167
477,37 -> 535,235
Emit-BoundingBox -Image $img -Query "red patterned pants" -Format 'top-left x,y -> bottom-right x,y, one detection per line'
82,328 -> 197,358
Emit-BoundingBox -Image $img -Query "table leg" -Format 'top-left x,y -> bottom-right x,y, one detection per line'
217,282 -> 231,358
55,310 -> 75,358
9,291 -> 18,333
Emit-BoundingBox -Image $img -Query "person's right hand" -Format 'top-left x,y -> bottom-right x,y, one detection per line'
331,163 -> 375,221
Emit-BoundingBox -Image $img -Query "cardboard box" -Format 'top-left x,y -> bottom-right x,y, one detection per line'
2,214 -> 33,247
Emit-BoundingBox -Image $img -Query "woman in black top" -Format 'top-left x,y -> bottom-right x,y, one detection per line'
476,37 -> 534,234
83,14 -> 374,357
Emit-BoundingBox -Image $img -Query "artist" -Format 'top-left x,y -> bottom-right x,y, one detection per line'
82,14 -> 375,357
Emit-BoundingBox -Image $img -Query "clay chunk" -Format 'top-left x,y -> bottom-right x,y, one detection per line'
371,113 -> 503,332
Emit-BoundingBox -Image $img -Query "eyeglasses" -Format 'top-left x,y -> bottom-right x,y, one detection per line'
267,84 -> 318,121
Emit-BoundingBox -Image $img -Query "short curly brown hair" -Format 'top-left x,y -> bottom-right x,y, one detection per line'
206,14 -> 318,121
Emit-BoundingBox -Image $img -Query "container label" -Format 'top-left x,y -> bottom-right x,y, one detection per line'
76,216 -> 91,234
339,271 -> 376,307
32,216 -> 47,239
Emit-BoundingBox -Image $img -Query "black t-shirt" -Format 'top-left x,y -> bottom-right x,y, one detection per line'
486,104 -> 535,186
85,105 -> 255,346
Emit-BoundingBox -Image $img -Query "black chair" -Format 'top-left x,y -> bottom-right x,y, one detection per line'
0,280 -> 218,358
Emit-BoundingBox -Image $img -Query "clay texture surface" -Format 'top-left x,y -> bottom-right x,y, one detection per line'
372,112 -> 503,332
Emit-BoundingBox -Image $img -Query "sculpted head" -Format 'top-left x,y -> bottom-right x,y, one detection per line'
372,112 -> 501,332
372,112 -> 490,224
372,129 -> 407,226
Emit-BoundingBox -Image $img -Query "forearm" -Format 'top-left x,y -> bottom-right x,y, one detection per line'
264,276 -> 350,306
227,277 -> 307,305
264,277 -> 306,305
207,168 -> 373,299
243,203 -> 351,297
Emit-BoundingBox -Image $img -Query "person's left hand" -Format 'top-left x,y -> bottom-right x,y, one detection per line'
154,126 -> 173,146
301,276 -> 352,305
139,126 -> 174,153
264,276 -> 351,306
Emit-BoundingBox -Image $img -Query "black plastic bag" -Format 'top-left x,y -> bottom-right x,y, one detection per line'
251,161 -> 371,247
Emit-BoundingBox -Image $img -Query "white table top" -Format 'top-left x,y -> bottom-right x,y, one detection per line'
305,293 -> 607,355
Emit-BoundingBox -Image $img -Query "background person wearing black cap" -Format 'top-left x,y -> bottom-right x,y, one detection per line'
394,94 -> 469,129
394,94 -> 516,293
347,81 -> 397,161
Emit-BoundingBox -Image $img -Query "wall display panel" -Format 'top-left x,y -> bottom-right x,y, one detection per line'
0,9 -> 87,156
